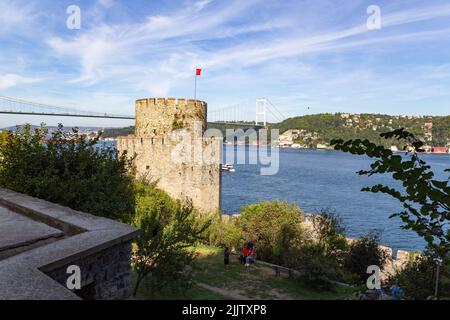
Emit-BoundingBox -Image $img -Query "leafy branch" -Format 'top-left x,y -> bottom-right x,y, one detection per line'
331,128 -> 449,258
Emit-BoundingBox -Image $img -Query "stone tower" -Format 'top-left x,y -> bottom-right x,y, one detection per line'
117,98 -> 222,214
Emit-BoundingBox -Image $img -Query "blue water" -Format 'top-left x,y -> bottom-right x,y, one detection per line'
222,146 -> 450,252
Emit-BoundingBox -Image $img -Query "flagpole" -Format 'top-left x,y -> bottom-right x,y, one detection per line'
194,72 -> 197,100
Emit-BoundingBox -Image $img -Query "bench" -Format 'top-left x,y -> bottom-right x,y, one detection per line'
274,266 -> 295,279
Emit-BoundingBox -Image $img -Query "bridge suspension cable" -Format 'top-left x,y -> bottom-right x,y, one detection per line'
0,96 -> 135,120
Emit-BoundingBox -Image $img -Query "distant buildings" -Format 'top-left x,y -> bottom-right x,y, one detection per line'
422,123 -> 433,142
279,129 -> 304,147
432,146 -> 448,154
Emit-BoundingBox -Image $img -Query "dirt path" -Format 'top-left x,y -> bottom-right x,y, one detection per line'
196,283 -> 251,300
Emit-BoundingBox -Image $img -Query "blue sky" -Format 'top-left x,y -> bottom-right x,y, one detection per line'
0,0 -> 450,128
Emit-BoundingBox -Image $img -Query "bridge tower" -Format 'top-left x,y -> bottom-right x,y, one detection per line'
255,98 -> 267,127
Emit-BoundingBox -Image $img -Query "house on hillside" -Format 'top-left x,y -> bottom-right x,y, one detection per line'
278,129 -> 303,147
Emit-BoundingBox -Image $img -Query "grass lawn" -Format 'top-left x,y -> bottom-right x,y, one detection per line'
133,245 -> 357,300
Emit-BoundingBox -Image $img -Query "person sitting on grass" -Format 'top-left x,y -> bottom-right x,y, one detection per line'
241,247 -> 248,265
245,250 -> 255,267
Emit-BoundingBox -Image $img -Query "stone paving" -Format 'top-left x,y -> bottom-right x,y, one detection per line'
0,206 -> 63,255
0,188 -> 138,300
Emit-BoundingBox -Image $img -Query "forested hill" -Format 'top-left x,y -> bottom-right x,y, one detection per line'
102,126 -> 134,138
101,113 -> 449,147
272,113 -> 450,147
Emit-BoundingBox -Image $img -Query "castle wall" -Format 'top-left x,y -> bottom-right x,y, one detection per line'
117,98 -> 222,214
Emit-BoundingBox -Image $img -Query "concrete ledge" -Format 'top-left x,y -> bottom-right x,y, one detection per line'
0,188 -> 139,300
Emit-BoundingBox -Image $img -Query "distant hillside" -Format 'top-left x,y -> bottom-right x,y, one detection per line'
1,125 -> 103,133
272,113 -> 450,148
102,126 -> 134,138
97,113 -> 450,148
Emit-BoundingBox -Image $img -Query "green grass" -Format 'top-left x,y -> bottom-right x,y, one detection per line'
133,244 -> 357,300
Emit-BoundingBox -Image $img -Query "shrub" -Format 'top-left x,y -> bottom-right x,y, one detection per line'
344,232 -> 390,284
387,252 -> 450,300
0,131 -> 9,148
0,124 -> 135,222
312,210 -> 348,262
202,214 -> 244,249
236,200 -> 305,265
294,247 -> 339,291
132,182 -> 210,296
290,210 -> 349,289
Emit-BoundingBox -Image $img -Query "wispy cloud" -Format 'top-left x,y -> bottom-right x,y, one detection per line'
1,0 -> 450,128
0,74 -> 43,89
0,1 -> 37,35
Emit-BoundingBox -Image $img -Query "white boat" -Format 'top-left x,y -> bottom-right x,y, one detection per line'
222,164 -> 235,172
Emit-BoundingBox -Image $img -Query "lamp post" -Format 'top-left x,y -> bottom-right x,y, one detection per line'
434,257 -> 442,299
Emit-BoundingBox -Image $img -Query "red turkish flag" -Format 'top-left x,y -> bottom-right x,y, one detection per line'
196,68 -> 202,76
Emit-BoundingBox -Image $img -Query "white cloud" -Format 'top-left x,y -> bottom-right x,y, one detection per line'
0,1 -> 37,35
3,0 -> 450,123
0,74 -> 43,89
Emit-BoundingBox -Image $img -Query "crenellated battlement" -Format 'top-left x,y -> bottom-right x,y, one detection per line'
136,98 -> 207,109
134,97 -> 207,138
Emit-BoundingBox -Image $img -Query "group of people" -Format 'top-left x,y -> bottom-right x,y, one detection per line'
240,241 -> 255,267
223,241 -> 256,269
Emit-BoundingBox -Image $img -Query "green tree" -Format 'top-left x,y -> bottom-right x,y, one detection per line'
344,232 -> 390,284
237,200 -> 304,265
202,214 -> 244,249
292,211 -> 348,290
132,182 -> 210,297
387,251 -> 450,299
331,129 -> 450,259
0,124 -> 135,221
0,131 -> 9,148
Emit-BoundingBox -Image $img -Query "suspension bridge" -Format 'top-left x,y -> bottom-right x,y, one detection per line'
0,96 -> 287,128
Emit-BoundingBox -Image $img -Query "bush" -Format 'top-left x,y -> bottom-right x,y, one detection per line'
290,211 -> 349,289
236,200 -> 305,265
387,252 -> 450,300
0,124 -> 135,222
344,232 -> 390,284
0,131 -> 9,148
294,246 -> 340,291
202,214 -> 244,249
312,210 -> 348,262
132,182 -> 210,296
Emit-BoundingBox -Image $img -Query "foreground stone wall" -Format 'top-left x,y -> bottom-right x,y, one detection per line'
117,98 -> 222,214
0,188 -> 138,300
45,240 -> 133,300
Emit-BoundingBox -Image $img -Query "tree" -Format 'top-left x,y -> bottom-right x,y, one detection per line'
132,182 -> 210,297
387,251 -> 450,299
331,129 -> 450,259
312,209 -> 348,261
344,232 -> 390,284
292,210 -> 348,289
0,131 -> 9,148
237,200 -> 304,265
0,124 -> 135,222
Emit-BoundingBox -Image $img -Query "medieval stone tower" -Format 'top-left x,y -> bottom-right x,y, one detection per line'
117,98 -> 222,214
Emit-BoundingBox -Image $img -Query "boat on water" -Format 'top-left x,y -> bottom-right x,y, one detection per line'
222,164 -> 235,173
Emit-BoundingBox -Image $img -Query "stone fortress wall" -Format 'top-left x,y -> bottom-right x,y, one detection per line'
117,98 -> 222,214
